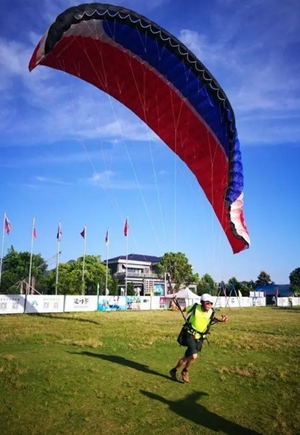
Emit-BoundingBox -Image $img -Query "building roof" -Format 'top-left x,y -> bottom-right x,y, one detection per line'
107,253 -> 162,263
255,284 -> 291,296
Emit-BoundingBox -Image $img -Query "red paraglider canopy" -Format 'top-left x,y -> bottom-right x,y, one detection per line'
29,3 -> 250,253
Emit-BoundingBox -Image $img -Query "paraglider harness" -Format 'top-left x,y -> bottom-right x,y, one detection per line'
173,299 -> 217,346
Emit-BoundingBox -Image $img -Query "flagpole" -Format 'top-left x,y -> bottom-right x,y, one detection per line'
82,225 -> 87,295
105,228 -> 109,295
125,216 -> 128,296
55,221 -> 61,295
0,213 -> 6,287
28,216 -> 35,294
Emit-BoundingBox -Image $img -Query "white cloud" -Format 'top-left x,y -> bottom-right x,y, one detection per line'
1,0 -> 299,150
0,33 -> 159,147
35,176 -> 73,185
178,21 -> 300,146
0,39 -> 33,92
88,171 -> 154,190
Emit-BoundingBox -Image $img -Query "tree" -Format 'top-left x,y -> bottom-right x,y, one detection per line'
0,249 -> 47,294
255,271 -> 272,287
47,255 -> 111,295
127,282 -> 135,296
197,274 -> 216,295
109,278 -> 119,296
239,280 -> 255,296
157,252 -> 196,291
289,268 -> 300,295
227,277 -> 254,296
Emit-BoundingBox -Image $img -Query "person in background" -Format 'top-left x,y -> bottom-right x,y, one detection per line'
169,293 -> 228,383
169,295 -> 178,311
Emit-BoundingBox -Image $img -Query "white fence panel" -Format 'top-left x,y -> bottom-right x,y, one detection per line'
150,296 -> 166,309
2,292 -> 291,316
0,294 -> 26,314
277,297 -> 289,307
65,295 -> 98,312
25,295 -> 64,313
241,297 -> 253,307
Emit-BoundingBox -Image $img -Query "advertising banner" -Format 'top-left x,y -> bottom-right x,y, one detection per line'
126,296 -> 152,310
127,296 -> 140,310
153,284 -> 164,296
25,295 -> 64,313
251,297 -> 266,307
0,294 -> 26,315
98,296 -> 126,311
64,295 -> 98,312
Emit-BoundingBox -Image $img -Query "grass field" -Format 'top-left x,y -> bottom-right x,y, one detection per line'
0,307 -> 300,435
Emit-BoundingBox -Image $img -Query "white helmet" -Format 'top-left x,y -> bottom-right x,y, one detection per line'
200,293 -> 214,304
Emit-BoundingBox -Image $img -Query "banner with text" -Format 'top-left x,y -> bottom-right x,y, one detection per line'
0,295 -> 26,315
64,295 -> 98,312
26,295 -> 64,313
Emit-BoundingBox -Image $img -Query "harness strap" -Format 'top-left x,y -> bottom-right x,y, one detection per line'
186,307 -> 216,339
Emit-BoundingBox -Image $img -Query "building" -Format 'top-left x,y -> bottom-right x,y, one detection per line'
255,284 -> 292,305
105,253 -> 167,296
255,284 -> 291,297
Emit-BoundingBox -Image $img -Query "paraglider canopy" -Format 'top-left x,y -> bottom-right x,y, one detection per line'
29,3 -> 250,253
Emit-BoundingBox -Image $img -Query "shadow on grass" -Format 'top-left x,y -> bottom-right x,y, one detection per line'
74,351 -> 173,381
141,390 -> 262,435
39,314 -> 100,325
273,307 -> 300,312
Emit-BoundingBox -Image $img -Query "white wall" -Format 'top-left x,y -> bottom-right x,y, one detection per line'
0,294 -> 299,315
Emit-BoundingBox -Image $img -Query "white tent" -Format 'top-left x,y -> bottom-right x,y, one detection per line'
166,287 -> 200,299
175,287 -> 200,299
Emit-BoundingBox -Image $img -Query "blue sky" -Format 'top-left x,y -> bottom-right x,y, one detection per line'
1,0 -> 299,284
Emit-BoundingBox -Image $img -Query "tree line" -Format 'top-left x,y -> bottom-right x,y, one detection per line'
1,248 -> 300,296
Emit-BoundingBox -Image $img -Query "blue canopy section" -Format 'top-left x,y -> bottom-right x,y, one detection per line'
102,17 -> 243,204
103,20 -> 231,156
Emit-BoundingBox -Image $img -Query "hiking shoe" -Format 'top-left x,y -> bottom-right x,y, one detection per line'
181,370 -> 189,383
169,368 -> 178,381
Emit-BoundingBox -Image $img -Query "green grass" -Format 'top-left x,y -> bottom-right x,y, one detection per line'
0,307 -> 300,435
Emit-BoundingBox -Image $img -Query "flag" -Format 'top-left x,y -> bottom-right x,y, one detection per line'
105,229 -> 109,245
80,227 -> 85,238
4,216 -> 12,235
124,218 -> 129,237
33,226 -> 37,238
57,222 -> 62,241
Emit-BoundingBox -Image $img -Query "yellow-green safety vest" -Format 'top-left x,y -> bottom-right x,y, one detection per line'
186,305 -> 214,338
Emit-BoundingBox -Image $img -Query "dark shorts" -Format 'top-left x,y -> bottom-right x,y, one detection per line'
184,333 -> 203,357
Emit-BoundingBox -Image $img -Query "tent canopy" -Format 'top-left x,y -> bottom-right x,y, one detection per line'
166,287 -> 200,299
